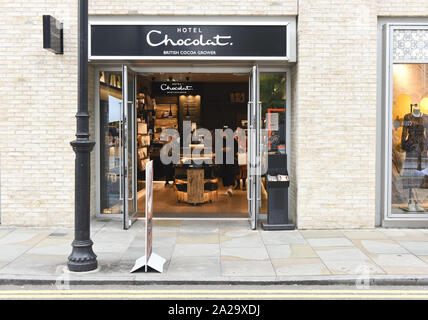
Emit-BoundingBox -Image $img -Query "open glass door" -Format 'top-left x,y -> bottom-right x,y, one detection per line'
122,65 -> 138,229
247,65 -> 260,230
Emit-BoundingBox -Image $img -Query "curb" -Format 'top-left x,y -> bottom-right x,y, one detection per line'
2,274 -> 428,286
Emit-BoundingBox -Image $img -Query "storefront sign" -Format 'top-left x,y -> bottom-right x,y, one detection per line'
90,25 -> 287,59
152,82 -> 201,95
43,15 -> 63,54
131,160 -> 165,273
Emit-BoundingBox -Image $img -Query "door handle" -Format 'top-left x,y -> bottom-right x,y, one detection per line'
119,101 -> 123,201
246,176 -> 252,201
128,101 -> 135,201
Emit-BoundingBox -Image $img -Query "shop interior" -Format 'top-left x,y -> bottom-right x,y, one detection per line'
99,71 -> 287,218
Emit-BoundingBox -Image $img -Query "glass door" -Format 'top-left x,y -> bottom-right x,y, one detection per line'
247,65 -> 260,230
122,65 -> 138,229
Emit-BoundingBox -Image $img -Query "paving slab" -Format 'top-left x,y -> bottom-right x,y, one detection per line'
221,247 -> 269,260
220,231 -> 265,248
168,256 -> 221,278
0,230 -> 49,247
370,254 -> 428,275
265,245 -> 292,259
417,256 -> 428,264
93,241 -> 133,254
266,244 -> 318,259
221,260 -> 276,277
0,229 -> 15,239
342,230 -> 389,240
26,238 -> 72,256
382,229 -> 428,241
322,259 -> 385,275
0,244 -> 33,263
0,254 -> 66,276
261,231 -> 306,245
307,237 -> 354,247
176,232 -> 218,244
398,241 -> 428,256
172,243 -> 220,257
180,220 -> 219,233
271,258 -> 330,276
315,247 -> 370,262
219,220 -> 251,230
355,240 -> 409,255
151,235 -> 177,247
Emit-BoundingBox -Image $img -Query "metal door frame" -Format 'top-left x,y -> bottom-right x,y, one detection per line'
122,65 -> 138,229
94,64 -> 292,228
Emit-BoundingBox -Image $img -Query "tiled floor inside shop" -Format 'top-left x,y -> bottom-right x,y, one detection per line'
137,181 -> 266,218
1,220 -> 428,281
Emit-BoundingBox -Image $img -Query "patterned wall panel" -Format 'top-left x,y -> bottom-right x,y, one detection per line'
393,28 -> 428,62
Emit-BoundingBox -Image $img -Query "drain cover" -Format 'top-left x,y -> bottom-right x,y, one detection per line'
49,232 -> 67,237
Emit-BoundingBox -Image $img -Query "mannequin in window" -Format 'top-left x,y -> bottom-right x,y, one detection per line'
401,104 -> 428,212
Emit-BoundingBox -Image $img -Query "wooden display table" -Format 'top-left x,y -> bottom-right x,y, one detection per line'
187,167 -> 204,205
174,164 -> 218,205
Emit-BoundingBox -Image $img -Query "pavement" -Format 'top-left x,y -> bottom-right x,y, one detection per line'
1,219 -> 428,285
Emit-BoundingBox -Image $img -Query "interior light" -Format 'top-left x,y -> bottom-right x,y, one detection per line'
185,104 -> 191,118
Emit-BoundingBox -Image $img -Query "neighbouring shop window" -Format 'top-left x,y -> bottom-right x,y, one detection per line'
99,71 -> 123,214
260,73 -> 287,214
391,63 -> 428,214
260,74 -> 286,154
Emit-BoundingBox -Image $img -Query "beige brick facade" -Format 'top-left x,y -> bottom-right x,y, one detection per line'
291,0 -> 379,229
0,1 -> 427,228
0,2 -> 78,226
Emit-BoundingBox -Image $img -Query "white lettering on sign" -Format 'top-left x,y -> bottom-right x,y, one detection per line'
176,27 -> 202,33
146,30 -> 233,47
160,83 -> 193,92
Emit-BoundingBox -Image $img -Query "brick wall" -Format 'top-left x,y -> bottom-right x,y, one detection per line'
293,0 -> 378,229
377,0 -> 428,16
0,1 -> 78,226
88,0 -> 298,15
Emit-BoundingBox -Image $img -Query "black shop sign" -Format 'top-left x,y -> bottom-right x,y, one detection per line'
152,82 -> 202,95
90,25 -> 287,59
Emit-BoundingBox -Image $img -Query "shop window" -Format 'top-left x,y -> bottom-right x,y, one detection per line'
99,71 -> 123,214
391,63 -> 428,214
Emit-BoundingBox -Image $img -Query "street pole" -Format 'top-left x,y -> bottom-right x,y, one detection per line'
68,0 -> 98,272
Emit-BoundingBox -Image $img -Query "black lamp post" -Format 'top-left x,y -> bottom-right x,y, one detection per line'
68,0 -> 98,272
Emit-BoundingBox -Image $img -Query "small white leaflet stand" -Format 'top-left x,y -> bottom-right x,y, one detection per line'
131,161 -> 166,273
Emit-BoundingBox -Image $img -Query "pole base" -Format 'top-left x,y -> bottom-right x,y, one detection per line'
262,223 -> 295,231
67,240 -> 98,272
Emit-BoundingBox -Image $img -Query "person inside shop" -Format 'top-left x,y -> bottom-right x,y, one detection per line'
221,126 -> 239,197
161,134 -> 179,186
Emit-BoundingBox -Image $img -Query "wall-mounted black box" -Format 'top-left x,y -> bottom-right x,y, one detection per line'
43,15 -> 63,54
